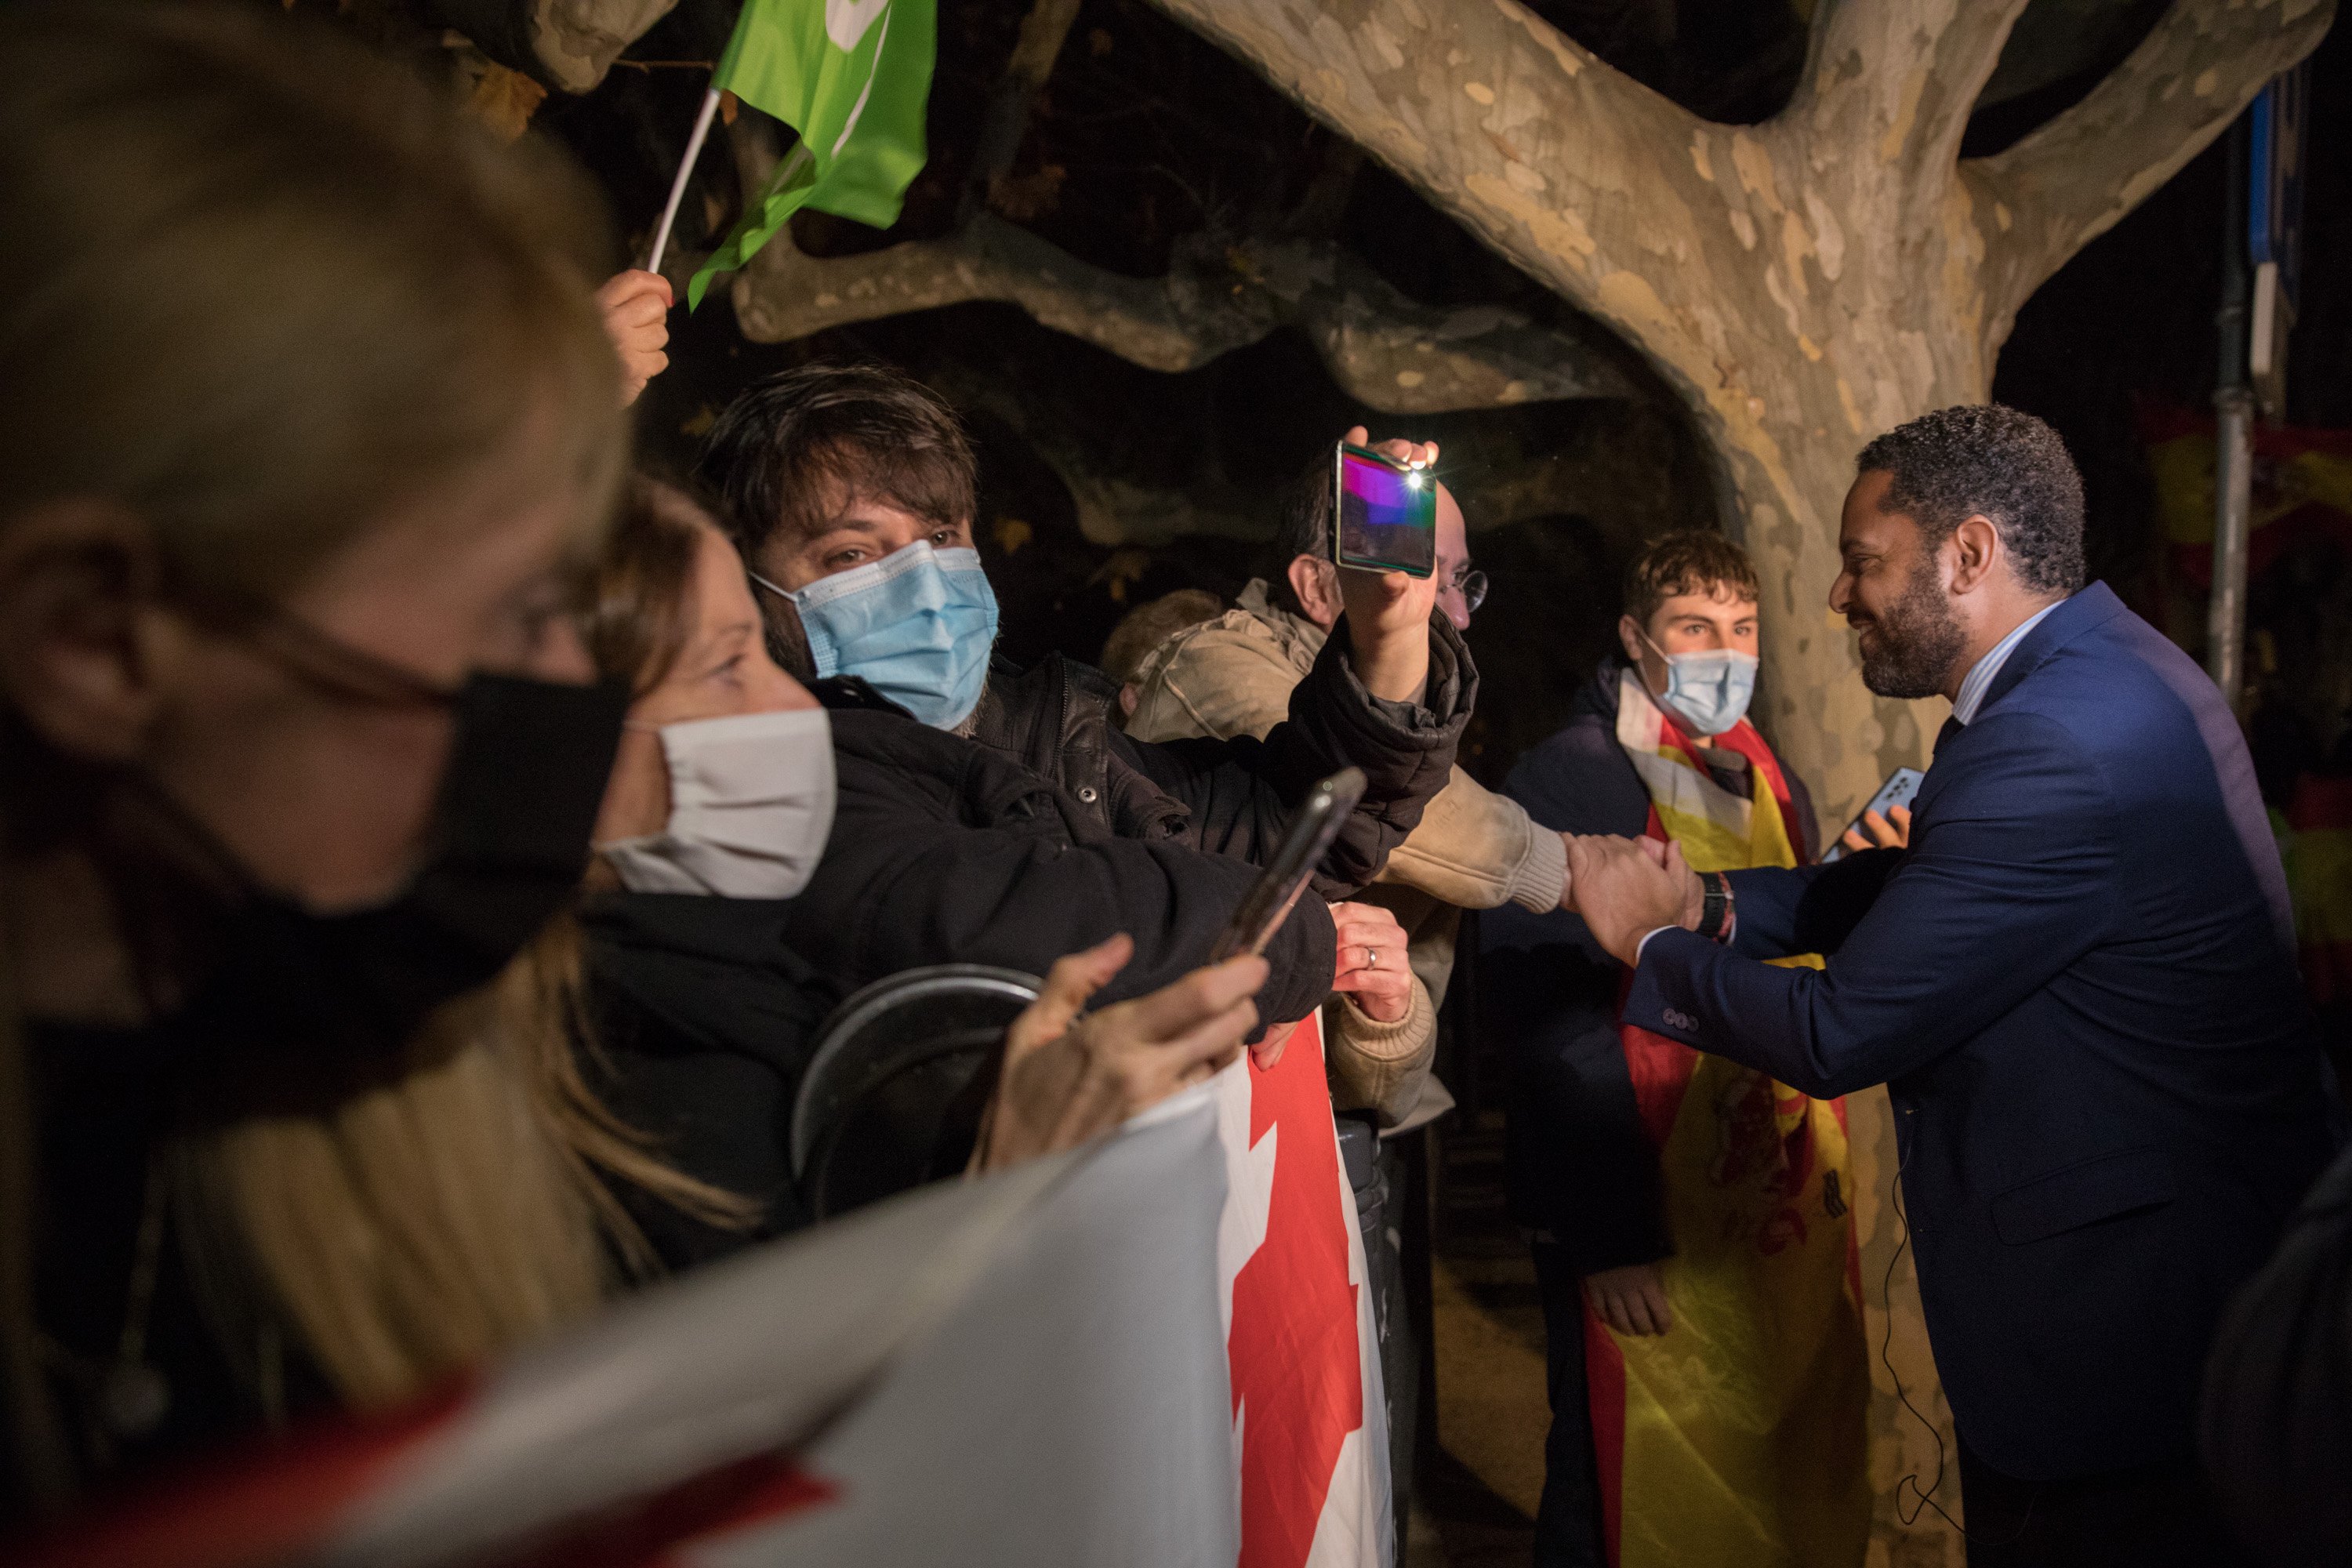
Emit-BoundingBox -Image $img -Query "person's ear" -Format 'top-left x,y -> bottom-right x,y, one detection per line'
1286,555 -> 1342,630
1947,515 -> 2000,596
1617,614 -> 1649,669
0,500 -> 185,763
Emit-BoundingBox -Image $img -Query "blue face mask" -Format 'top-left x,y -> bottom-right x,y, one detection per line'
757,542 -> 998,730
1641,630 -> 1759,738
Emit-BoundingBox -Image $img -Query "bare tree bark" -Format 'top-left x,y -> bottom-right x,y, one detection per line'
724,216 -> 1628,414
1131,5 -> 2329,1560
427,0 -> 680,93
1973,0 -> 2336,310
534,0 -> 2325,815
961,0 -> 1087,218
1145,0 -> 2330,818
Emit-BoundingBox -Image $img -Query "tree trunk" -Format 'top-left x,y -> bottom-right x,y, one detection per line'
1145,0 -> 2334,822
1131,5 -> 2332,1559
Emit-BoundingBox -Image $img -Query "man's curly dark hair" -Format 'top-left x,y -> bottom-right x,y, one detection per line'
1855,405 -> 2086,596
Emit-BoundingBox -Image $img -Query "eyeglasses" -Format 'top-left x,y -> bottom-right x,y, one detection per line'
1448,566 -> 1489,615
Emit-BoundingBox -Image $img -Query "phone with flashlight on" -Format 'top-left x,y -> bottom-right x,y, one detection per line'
1333,441 -> 1437,579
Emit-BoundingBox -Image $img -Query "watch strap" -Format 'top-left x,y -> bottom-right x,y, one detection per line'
1695,870 -> 1732,943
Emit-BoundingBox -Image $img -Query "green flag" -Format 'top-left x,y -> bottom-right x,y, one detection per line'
688,0 -> 936,310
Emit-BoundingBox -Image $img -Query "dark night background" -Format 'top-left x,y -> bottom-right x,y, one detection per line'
264,6 -> 2352,1548
500,0 -> 2351,794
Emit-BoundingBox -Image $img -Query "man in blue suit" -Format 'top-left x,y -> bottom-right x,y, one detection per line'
1565,405 -> 2336,1567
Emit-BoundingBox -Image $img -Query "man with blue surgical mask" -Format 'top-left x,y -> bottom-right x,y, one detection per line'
1477,531 -> 1871,1568
696,362 -> 1477,1045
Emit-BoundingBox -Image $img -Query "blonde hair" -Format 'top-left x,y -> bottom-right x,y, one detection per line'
197,917 -> 753,1409
0,2 -> 675,1502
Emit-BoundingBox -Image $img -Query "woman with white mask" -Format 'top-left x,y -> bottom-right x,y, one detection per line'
543,481 -> 1270,1266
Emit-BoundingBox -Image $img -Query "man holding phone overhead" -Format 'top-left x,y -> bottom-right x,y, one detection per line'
1127,427 -> 1573,1123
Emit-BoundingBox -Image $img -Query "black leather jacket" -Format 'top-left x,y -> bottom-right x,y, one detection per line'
969,609 -> 1476,902
779,696 -> 1337,1024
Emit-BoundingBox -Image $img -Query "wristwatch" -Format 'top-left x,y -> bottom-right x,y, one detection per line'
1695,871 -> 1733,943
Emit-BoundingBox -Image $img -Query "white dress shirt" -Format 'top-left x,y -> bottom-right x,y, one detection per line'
1950,599 -> 2063,726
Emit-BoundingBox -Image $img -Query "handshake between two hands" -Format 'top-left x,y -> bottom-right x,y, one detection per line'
1557,833 -> 1705,967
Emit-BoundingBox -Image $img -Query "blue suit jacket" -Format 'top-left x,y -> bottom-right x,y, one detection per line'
1624,583 -> 2337,1480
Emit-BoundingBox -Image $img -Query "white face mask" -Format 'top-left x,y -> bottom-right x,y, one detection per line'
1640,629 -> 1759,739
597,706 -> 836,899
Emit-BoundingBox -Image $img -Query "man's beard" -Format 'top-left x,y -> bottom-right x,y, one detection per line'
1855,555 -> 1967,699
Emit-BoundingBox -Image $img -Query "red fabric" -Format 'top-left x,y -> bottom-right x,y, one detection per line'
1641,706 -> 1808,865
2,1378 -> 841,1568
2136,401 -> 2352,592
1588,707 -> 1853,1563
6,1379 -> 473,1568
1613,806 -> 1703,1152
1621,1022 -> 1700,1156
2285,776 -> 2352,1004
1824,1095 -> 1864,1308
1227,1016 -> 1363,1568
639,1460 -> 838,1568
2169,505 -> 2352,591
2303,942 -> 2352,1007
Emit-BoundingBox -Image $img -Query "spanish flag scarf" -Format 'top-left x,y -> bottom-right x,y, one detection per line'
1586,670 -> 1870,1568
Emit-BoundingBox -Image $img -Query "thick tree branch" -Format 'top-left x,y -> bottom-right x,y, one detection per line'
426,0 -> 678,93
727,216 -> 1628,413
1793,0 -> 2032,183
963,0 -> 1087,219
1139,0 -> 1711,339
1970,0 -> 2336,313
931,364 -> 1635,549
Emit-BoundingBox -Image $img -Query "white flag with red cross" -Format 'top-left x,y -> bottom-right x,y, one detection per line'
13,1018 -> 1387,1568
1213,1011 -> 1392,1568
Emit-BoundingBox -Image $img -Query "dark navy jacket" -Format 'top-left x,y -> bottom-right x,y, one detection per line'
1481,662 -> 1813,1265
1625,583 -> 2338,1480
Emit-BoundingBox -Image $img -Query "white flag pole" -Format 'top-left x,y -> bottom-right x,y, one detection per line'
644,86 -> 722,276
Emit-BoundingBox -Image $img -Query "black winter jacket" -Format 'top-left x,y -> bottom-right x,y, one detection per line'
578,629 -> 1468,1269
581,894 -> 835,1268
971,609 -> 1475,902
777,691 -> 1338,1024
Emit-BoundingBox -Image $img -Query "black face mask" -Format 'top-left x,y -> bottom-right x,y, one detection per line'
169,671 -> 626,1075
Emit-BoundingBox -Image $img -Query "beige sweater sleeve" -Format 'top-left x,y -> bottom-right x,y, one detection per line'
1128,615 -> 1566,913
1123,617 -> 1300,745
1322,978 -> 1436,1127
1377,767 -> 1568,913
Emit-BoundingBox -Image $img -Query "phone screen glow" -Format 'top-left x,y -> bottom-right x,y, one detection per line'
1335,445 -> 1436,578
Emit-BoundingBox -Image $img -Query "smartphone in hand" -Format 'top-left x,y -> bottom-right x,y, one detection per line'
1209,768 -> 1367,961
1332,442 -> 1436,579
1820,765 -> 1925,862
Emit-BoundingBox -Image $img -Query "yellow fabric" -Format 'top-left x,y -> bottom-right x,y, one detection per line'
1609,673 -> 1871,1568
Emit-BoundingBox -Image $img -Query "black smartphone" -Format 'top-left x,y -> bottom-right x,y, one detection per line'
1208,768 -> 1367,962
1820,765 -> 1925,862
1332,442 -> 1437,579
